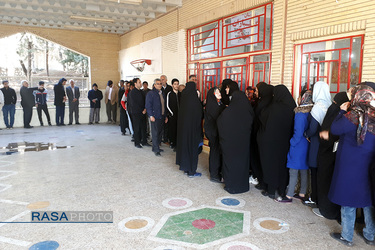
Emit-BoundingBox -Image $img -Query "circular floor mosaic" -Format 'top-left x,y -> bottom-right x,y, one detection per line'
27,201 -> 50,210
162,198 -> 192,209
118,216 -> 155,232
29,240 -> 59,250
220,241 -> 260,250
253,217 -> 289,234
216,197 -> 245,208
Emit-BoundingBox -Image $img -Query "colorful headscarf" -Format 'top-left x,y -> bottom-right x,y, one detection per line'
294,90 -> 313,113
311,81 -> 332,125
344,85 -> 375,145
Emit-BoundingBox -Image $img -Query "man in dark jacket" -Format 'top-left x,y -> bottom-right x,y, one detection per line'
128,78 -> 150,148
88,83 -> 103,124
160,74 -> 172,143
34,81 -> 51,126
166,78 -> 180,150
146,78 -> 168,156
54,78 -> 67,126
20,80 -> 38,128
1,80 -> 17,129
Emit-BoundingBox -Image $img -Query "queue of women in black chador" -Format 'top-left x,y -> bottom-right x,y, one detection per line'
201,79 -> 375,247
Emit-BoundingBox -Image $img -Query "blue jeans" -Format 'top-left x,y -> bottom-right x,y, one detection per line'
341,206 -> 375,242
2,104 -> 15,128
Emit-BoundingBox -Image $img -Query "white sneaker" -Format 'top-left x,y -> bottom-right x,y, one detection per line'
312,208 -> 324,218
249,175 -> 259,185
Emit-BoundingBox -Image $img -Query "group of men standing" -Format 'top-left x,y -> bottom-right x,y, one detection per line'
117,75 -> 187,157
0,78 -> 80,129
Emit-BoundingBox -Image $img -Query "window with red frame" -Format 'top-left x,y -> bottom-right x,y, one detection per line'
297,35 -> 363,95
188,3 -> 272,62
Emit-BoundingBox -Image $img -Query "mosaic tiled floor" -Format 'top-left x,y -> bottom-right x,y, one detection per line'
150,206 -> 250,248
0,125 -> 367,249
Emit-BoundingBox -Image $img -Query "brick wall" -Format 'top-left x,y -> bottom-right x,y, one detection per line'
0,24 -> 120,89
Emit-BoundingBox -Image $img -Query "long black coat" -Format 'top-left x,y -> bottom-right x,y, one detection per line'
317,92 -> 348,219
258,85 -> 296,195
217,91 -> 253,194
176,82 -> 203,175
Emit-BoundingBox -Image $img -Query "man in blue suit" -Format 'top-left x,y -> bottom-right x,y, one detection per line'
66,79 -> 80,125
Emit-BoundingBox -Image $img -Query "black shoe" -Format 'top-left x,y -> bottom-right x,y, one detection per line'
159,149 -> 164,152
89,122 -> 93,125
131,139 -> 135,142
60,124 -> 66,126
135,145 -> 142,148
40,123 -> 44,126
357,231 -> 375,245
122,132 -> 126,136
24,126 -> 33,129
48,122 -> 52,126
68,123 -> 72,125
142,143 -> 151,147
261,190 -> 275,199
154,152 -> 161,156
76,122 -> 81,125
330,233 -> 353,247
95,122 -> 99,124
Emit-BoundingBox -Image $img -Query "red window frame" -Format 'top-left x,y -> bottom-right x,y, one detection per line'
292,35 -> 364,96
187,2 -> 272,62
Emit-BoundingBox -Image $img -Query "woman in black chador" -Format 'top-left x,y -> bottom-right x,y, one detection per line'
253,82 -> 274,189
317,92 -> 349,219
204,87 -> 225,183
176,81 -> 203,177
217,91 -> 254,194
258,85 -> 296,200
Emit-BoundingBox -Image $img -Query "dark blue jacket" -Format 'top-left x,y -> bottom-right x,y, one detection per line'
34,88 -> 48,105
146,88 -> 166,120
88,89 -> 103,108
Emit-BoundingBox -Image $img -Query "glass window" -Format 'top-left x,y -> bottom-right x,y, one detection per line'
298,35 -> 363,94
188,3 -> 272,62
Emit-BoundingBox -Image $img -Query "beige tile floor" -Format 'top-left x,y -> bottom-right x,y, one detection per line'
0,124 -> 372,249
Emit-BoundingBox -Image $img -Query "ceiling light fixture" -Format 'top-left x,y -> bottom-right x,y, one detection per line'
70,15 -> 115,23
64,25 -> 103,32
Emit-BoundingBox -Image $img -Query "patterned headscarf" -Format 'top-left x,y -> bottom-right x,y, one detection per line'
344,85 -> 375,145
294,90 -> 313,113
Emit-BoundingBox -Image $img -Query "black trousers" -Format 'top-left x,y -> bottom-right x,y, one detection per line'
151,119 -> 163,152
131,113 -> 147,146
168,116 -> 178,147
207,134 -> 222,180
120,107 -> 129,133
162,120 -> 169,143
37,104 -> 51,125
23,106 -> 33,127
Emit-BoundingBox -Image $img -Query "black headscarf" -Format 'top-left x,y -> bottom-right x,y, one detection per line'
204,87 -> 225,139
217,91 -> 254,194
255,82 -> 274,116
176,81 -> 203,174
257,85 -> 295,196
220,79 -> 234,106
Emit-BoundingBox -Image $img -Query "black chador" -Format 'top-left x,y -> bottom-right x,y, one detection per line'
217,91 -> 254,194
317,92 -> 348,219
204,87 -> 225,182
176,82 -> 203,175
166,90 -> 179,148
258,85 -> 296,197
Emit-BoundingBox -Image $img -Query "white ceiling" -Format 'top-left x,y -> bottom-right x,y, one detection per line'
0,0 -> 182,34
